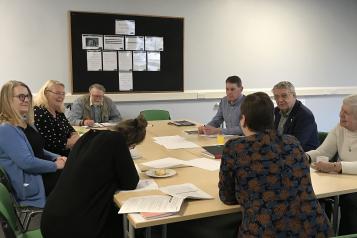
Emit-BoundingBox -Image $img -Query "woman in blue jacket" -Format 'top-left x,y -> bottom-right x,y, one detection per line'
0,80 -> 66,208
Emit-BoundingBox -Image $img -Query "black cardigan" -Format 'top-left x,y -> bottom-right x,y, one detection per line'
41,129 -> 139,238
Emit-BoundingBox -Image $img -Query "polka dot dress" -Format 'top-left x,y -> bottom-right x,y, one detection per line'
34,106 -> 75,156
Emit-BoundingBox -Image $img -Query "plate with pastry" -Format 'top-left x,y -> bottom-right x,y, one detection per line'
145,168 -> 176,178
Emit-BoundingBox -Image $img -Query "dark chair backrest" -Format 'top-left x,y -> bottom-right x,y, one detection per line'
140,110 -> 171,121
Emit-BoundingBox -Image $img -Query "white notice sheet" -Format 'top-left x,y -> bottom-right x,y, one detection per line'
82,34 -> 103,50
119,71 -> 133,91
125,36 -> 144,51
115,20 -> 135,35
147,52 -> 160,71
133,51 -> 147,71
118,51 -> 132,71
145,36 -> 164,51
102,51 -> 117,71
87,50 -> 102,71
118,195 -> 184,213
104,35 -> 124,50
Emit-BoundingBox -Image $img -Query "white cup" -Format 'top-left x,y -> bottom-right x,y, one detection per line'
316,156 -> 329,163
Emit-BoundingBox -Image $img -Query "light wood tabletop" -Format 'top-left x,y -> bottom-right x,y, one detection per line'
114,120 -> 357,230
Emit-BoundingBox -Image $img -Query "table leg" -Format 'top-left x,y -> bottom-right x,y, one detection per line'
332,196 -> 340,235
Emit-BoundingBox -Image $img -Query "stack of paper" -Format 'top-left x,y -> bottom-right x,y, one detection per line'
159,183 -> 213,199
118,195 -> 184,214
153,136 -> 200,149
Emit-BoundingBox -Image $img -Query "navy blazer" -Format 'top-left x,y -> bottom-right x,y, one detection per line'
274,100 -> 319,151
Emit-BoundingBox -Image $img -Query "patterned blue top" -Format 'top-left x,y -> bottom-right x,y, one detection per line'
219,130 -> 332,237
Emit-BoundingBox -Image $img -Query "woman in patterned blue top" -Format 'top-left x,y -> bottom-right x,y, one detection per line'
219,92 -> 332,237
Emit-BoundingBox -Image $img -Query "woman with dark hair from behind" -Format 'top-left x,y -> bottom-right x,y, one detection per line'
219,92 -> 332,237
41,115 -> 147,238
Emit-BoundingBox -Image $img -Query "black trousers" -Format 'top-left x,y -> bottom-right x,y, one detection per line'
339,192 -> 357,235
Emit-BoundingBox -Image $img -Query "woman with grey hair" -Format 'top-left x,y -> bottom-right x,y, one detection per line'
307,94 -> 357,235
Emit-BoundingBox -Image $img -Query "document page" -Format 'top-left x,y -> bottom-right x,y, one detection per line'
160,183 -> 213,199
141,157 -> 188,169
118,195 -> 184,213
186,158 -> 221,171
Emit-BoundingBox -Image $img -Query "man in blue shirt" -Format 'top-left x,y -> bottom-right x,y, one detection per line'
198,76 -> 245,135
273,81 -> 319,151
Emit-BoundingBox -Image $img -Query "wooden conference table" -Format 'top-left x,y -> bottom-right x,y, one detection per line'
113,120 -> 357,238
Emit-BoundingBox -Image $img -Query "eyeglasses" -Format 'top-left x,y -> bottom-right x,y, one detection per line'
46,90 -> 65,96
91,94 -> 104,98
273,93 -> 291,100
13,94 -> 31,102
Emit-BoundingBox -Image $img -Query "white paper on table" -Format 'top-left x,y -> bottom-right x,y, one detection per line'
87,50 -> 102,71
160,183 -> 213,200
141,157 -> 188,169
121,179 -> 158,193
102,51 -> 117,71
115,20 -> 135,35
118,195 -> 184,213
119,72 -> 133,91
153,136 -> 200,149
104,35 -> 124,50
185,158 -> 221,171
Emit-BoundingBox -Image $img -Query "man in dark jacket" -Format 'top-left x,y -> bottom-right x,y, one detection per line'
272,81 -> 319,151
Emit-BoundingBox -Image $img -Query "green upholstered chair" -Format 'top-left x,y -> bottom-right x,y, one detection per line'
332,234 -> 357,238
0,167 -> 42,231
140,110 -> 171,121
0,183 -> 43,238
318,131 -> 329,145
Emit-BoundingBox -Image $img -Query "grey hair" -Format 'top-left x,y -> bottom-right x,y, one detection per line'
343,94 -> 357,117
272,81 -> 296,97
89,83 -> 106,93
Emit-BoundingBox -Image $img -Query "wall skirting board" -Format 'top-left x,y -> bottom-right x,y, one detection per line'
64,86 -> 357,103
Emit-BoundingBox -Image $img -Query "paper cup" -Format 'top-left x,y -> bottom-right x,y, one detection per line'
316,156 -> 329,163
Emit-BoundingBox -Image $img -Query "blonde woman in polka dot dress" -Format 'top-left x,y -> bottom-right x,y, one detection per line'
34,80 -> 79,195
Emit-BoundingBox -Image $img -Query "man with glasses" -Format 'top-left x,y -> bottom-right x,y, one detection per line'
68,83 -> 122,126
272,81 -> 318,151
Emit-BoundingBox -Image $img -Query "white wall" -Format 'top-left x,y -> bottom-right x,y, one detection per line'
1,0 -> 357,131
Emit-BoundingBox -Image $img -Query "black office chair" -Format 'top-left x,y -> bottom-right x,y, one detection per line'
0,166 -> 42,231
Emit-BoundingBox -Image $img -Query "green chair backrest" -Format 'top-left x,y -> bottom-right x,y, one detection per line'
318,131 -> 328,145
332,234 -> 357,238
0,166 -> 14,195
0,183 -> 22,237
140,110 -> 171,121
